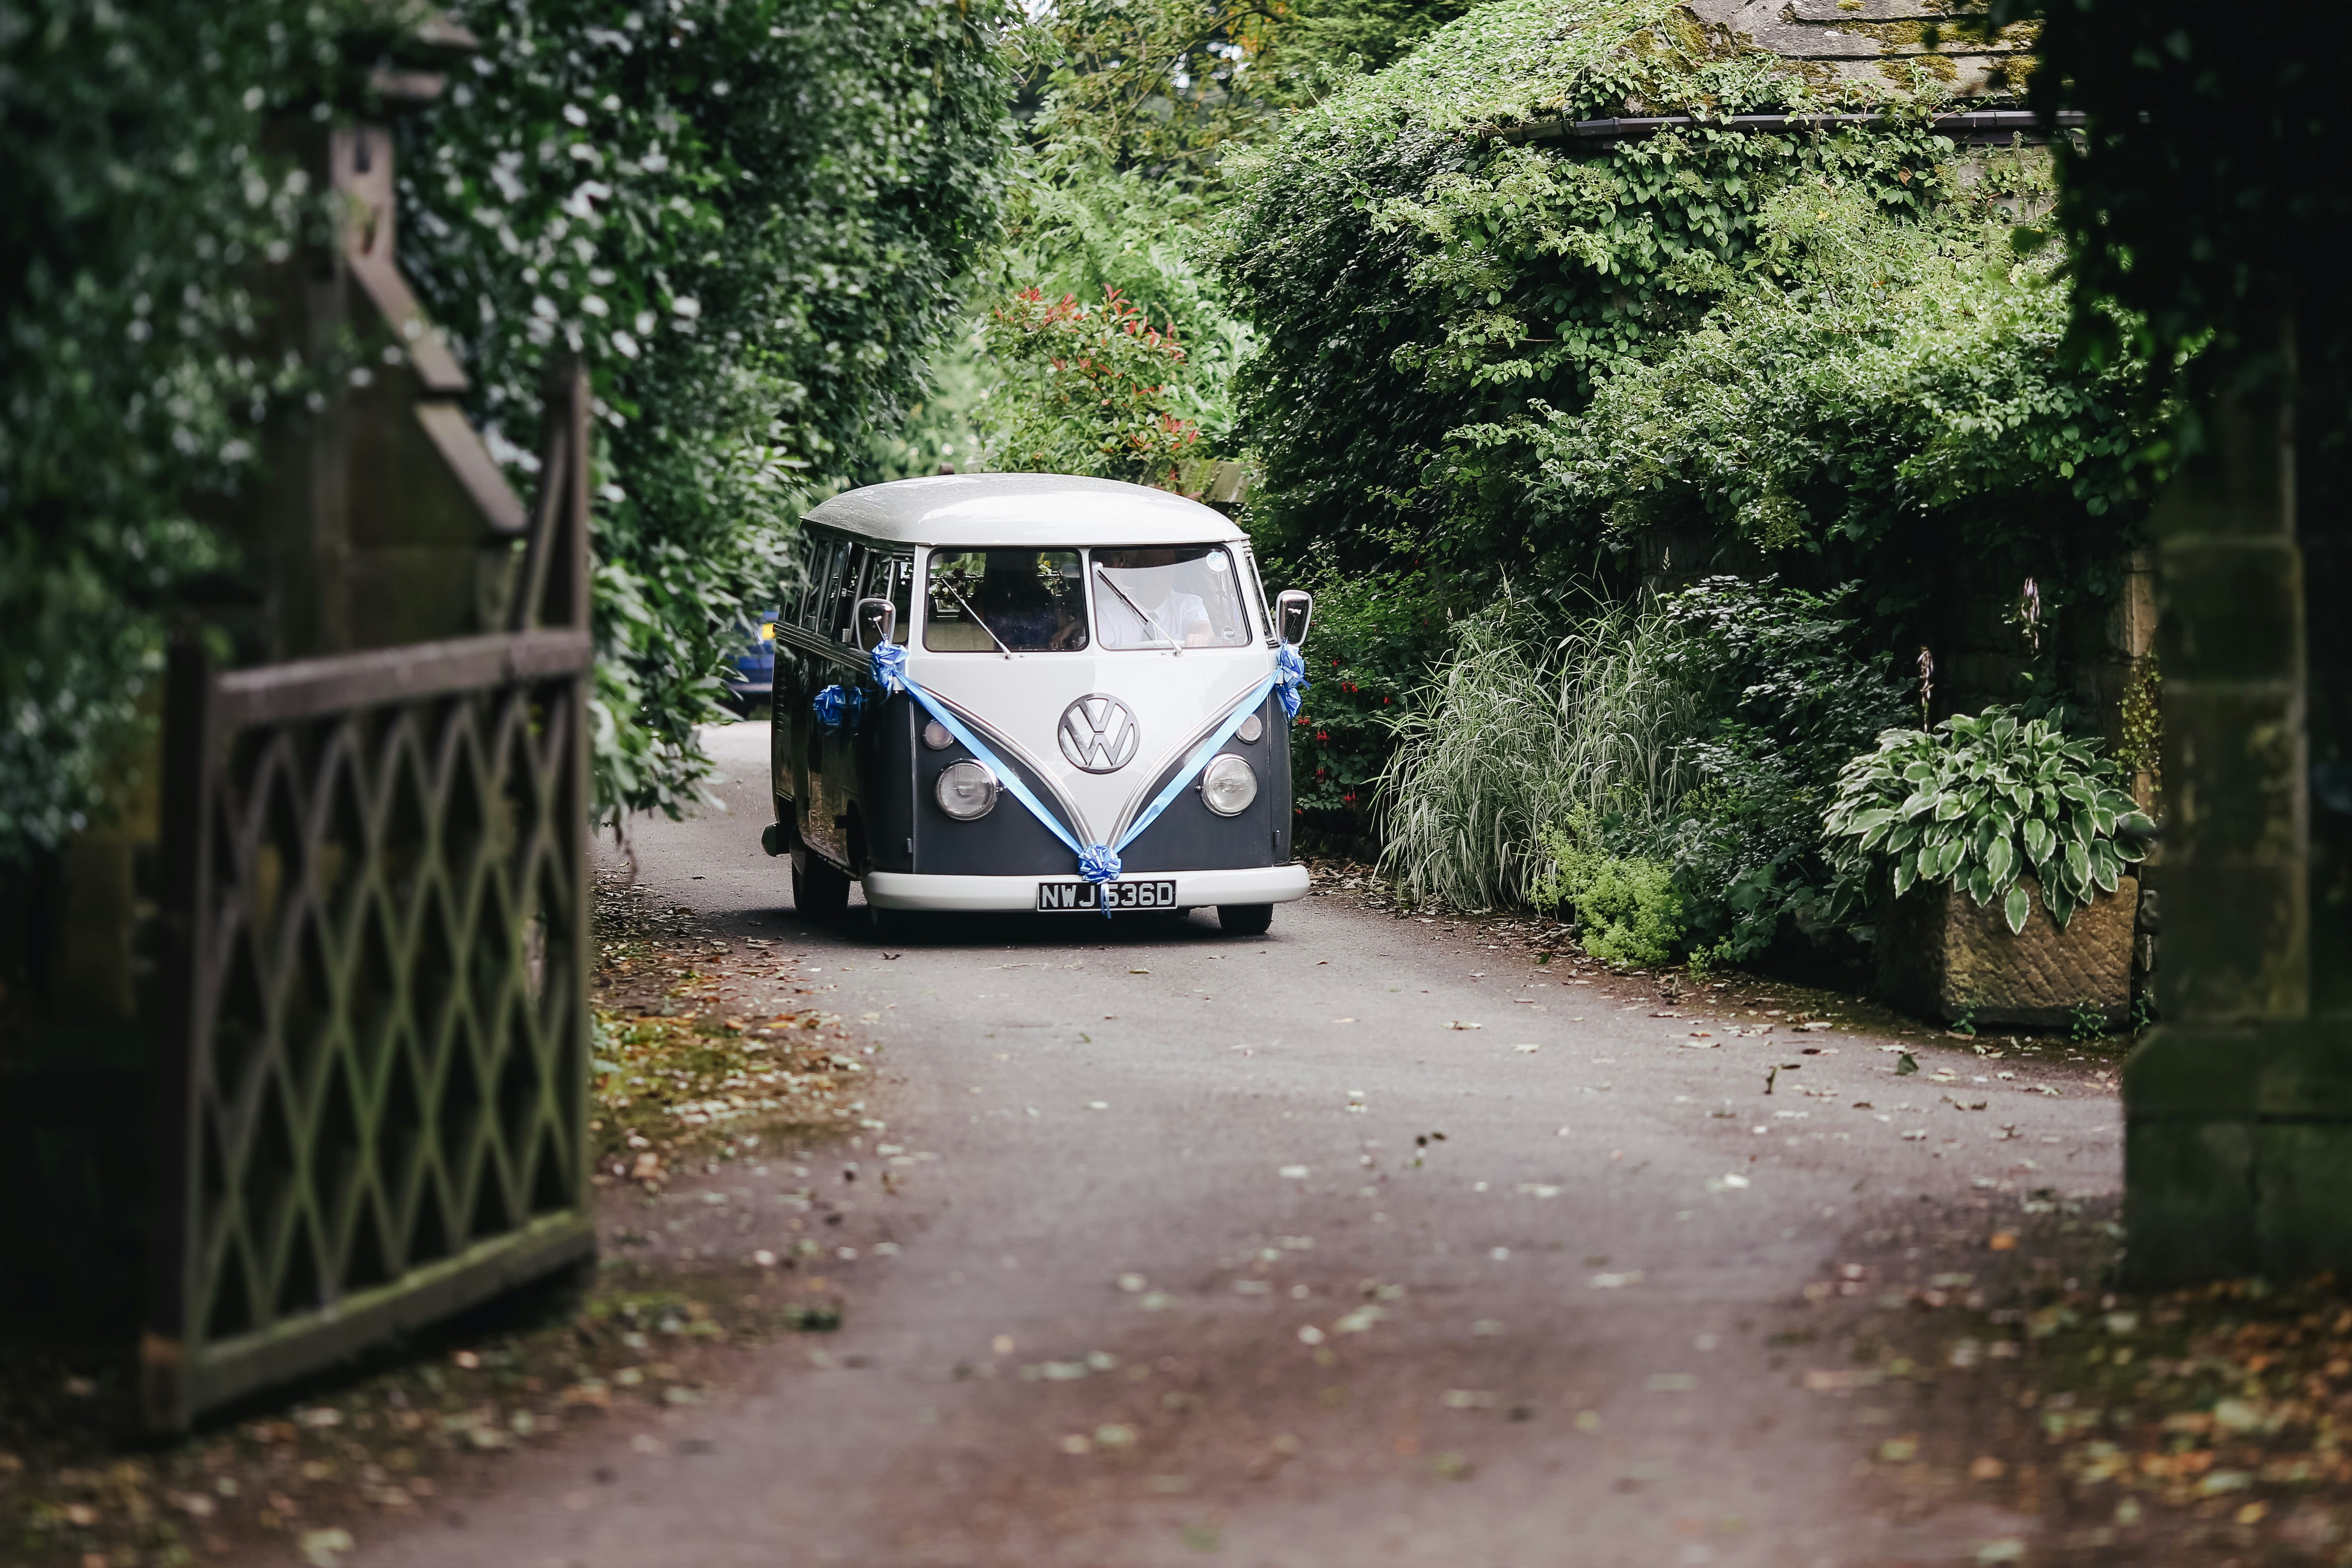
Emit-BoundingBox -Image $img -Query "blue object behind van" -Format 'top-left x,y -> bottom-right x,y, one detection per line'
724,609 -> 779,711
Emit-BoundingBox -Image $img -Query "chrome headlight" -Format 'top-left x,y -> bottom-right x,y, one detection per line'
935,759 -> 998,820
1202,753 -> 1258,816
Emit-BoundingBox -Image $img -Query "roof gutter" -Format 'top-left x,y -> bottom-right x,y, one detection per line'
1493,108 -> 2085,147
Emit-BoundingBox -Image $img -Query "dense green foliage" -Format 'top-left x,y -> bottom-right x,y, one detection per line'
1994,0 -> 2345,374
1528,816 -> 1678,967
402,0 -> 1011,819
1525,184 -> 2154,585
1216,0 -> 1928,574
1203,0 -> 2176,965
1213,0 -> 2157,625
956,0 -> 1472,481
0,0 -> 358,863
1649,577 -> 1908,962
1021,0 -> 1476,182
1376,577 -> 1904,964
1284,569 -> 1446,830
1823,706 -> 2152,933
1,0 -> 1010,855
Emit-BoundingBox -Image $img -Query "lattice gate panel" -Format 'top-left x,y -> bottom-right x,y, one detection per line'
144,631 -> 595,1430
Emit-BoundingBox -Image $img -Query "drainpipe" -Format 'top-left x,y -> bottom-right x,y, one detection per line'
1493,109 -> 2086,146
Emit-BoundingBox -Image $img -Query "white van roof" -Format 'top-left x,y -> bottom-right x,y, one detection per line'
803,474 -> 1247,548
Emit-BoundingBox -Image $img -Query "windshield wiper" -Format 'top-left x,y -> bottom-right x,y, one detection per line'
938,580 -> 1015,658
1093,566 -> 1182,655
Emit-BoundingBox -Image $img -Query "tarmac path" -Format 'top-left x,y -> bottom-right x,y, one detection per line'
366,720 -> 2124,1568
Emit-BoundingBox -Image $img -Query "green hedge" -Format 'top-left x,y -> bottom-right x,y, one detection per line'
402,0 -> 1013,820
0,0 -> 348,863
0,0 -> 1012,862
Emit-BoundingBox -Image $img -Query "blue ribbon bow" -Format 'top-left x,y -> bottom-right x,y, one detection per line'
870,641 -> 907,695
1077,843 -> 1123,883
1273,642 -> 1309,719
811,683 -> 864,729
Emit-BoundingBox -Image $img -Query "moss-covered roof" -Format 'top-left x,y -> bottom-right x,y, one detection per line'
1686,0 -> 2034,96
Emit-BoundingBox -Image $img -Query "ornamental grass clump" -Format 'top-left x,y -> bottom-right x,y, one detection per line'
1822,707 -> 2155,936
1374,596 -> 1696,911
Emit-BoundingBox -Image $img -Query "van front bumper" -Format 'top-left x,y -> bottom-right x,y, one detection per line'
862,864 -> 1310,913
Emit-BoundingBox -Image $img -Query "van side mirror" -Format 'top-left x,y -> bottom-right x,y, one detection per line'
854,596 -> 897,652
1274,589 -> 1313,648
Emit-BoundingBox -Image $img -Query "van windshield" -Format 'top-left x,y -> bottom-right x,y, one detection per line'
1092,546 -> 1253,649
924,549 -> 1088,652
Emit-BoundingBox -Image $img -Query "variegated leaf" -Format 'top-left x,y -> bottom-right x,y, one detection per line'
2003,882 -> 2031,935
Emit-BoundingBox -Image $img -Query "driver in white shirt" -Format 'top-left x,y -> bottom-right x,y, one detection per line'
1095,548 -> 1215,647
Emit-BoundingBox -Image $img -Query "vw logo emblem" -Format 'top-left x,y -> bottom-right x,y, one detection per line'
1058,694 -> 1141,773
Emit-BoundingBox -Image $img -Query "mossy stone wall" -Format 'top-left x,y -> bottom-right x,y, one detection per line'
2122,341 -> 2352,1285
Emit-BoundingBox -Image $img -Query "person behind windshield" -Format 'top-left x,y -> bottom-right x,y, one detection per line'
979,560 -> 1054,649
978,553 -> 1086,651
1094,547 -> 1216,648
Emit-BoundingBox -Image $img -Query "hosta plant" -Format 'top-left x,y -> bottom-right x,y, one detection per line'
1823,707 -> 2155,935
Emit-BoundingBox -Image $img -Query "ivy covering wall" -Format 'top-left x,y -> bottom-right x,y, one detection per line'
1212,0 -> 2165,847
0,0 -> 346,864
1217,0 -> 2156,583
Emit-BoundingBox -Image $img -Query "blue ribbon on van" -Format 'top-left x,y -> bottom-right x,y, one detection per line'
810,682 -> 865,729
858,641 -> 1309,904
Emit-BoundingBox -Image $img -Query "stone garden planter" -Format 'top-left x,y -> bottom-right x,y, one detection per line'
1875,874 -> 2140,1030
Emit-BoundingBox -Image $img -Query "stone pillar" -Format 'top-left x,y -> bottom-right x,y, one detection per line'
2122,340 -> 2335,1283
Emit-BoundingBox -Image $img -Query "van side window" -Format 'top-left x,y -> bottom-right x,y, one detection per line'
794,533 -> 838,632
823,541 -> 867,643
881,553 -> 914,645
1236,544 -> 1274,644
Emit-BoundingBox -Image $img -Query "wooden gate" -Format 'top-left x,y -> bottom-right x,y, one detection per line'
141,369 -> 597,1431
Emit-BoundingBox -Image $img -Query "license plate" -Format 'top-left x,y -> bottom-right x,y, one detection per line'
1036,878 -> 1178,912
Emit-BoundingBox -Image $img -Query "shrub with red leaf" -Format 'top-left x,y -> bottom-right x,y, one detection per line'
980,286 -> 1202,486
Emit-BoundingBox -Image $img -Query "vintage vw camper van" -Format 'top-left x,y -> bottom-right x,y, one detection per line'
758,474 -> 1314,935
